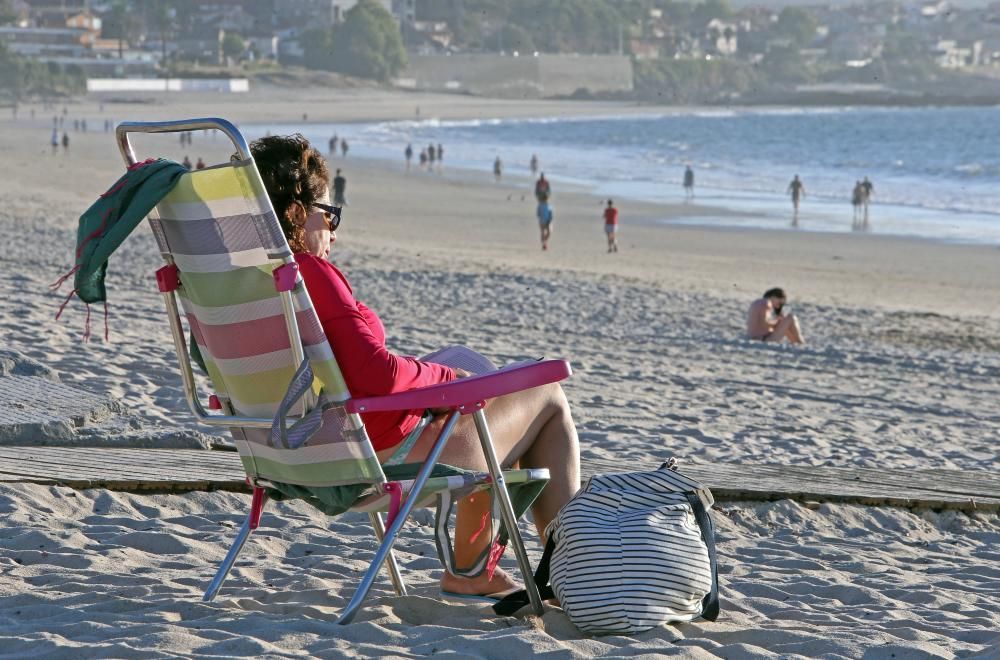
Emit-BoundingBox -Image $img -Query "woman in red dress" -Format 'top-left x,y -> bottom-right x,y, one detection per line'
251,135 -> 580,598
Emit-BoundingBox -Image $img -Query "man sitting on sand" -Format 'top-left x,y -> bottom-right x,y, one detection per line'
747,287 -> 805,344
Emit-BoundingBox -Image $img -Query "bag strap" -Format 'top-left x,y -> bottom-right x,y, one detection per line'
270,359 -> 324,450
685,492 -> 721,621
492,534 -> 556,616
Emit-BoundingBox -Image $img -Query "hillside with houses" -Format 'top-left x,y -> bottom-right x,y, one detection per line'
2,0 -> 1000,104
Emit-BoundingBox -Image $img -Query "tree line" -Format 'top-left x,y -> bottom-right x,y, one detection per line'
0,41 -> 87,102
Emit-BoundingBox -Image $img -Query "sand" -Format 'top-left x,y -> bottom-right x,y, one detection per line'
0,88 -> 998,658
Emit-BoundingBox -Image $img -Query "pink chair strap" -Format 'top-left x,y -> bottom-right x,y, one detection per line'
272,262 -> 299,293
384,482 -> 403,527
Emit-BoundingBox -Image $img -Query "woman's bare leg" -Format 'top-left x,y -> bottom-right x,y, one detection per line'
378,383 -> 580,594
766,314 -> 805,344
785,314 -> 805,344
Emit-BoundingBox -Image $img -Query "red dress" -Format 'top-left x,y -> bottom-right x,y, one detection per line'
295,253 -> 455,451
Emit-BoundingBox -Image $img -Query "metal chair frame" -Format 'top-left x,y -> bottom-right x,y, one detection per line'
116,119 -> 547,623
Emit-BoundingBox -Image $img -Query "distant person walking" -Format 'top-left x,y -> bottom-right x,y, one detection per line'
787,175 -> 805,215
419,148 -> 428,169
493,156 -> 503,182
436,143 -> 443,170
537,200 -> 553,251
851,180 -> 864,229
182,155 -> 192,170
61,132 -> 69,153
195,157 -> 206,170
860,176 -> 874,220
50,128 -> 59,154
534,173 -> 551,202
340,139 -> 349,158
530,154 -> 539,176
746,287 -> 805,345
603,199 -> 619,253
683,165 -> 695,200
405,143 -> 413,171
333,168 -> 347,206
427,142 -> 436,170
329,134 -> 339,155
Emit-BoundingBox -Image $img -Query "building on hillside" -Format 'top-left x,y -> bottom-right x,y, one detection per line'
0,26 -> 92,57
0,0 -> 101,52
189,1 -> 257,35
174,26 -> 225,65
3,1 -> 30,27
629,38 -> 661,60
402,19 -> 452,52
705,18 -> 738,56
247,35 -> 279,60
17,0 -> 86,22
392,0 -> 416,25
932,39 -> 984,67
920,0 -> 952,19
31,6 -> 100,32
272,0 -> 391,28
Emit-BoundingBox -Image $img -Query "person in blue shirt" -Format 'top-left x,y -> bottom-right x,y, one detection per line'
537,201 -> 553,250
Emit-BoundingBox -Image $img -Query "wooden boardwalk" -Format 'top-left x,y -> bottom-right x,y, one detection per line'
0,446 -> 997,512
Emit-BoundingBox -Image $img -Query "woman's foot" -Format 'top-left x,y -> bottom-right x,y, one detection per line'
440,566 -> 519,597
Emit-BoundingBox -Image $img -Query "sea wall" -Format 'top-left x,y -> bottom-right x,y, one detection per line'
86,78 -> 250,93
398,54 -> 633,98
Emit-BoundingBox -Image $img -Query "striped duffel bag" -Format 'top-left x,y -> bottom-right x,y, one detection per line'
495,459 -> 720,635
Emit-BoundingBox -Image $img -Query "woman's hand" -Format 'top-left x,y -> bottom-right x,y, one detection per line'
429,368 -> 474,415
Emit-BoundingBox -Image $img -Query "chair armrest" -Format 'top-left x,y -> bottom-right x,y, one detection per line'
345,359 -> 572,415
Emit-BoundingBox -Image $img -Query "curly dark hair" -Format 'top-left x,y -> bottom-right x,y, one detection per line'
250,134 -> 330,253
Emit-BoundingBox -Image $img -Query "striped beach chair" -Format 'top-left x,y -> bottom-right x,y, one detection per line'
116,118 -> 571,623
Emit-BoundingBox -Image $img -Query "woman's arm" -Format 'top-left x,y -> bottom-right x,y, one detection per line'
297,255 -> 455,397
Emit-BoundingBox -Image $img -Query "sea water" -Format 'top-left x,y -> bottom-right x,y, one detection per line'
247,106 -> 1000,244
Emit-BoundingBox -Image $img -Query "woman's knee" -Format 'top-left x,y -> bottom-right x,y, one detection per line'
537,382 -> 570,416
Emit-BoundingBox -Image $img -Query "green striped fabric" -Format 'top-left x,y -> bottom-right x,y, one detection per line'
148,160 -> 383,487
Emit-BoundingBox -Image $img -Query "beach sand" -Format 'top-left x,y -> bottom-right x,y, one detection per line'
1,89 -> 997,658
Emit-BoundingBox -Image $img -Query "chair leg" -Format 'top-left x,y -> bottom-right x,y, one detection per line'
369,512 -> 407,596
336,411 -> 462,625
472,409 -> 545,616
203,486 -> 268,602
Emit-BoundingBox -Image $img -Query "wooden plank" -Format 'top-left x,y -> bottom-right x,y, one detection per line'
581,458 -> 1000,512
0,447 -> 246,492
682,462 -> 1000,500
0,453 -> 230,483
0,446 -> 240,470
0,447 -> 243,480
0,448 -> 996,511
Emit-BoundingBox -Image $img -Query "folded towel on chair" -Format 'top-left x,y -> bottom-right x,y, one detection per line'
53,158 -> 187,339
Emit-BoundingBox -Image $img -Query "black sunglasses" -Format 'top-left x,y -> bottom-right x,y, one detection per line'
312,202 -> 342,231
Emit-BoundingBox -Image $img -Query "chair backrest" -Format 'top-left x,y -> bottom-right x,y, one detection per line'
147,156 -> 385,488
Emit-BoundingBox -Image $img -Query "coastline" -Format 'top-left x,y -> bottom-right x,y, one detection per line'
240,106 -> 1000,246
4,92 -> 1000,320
